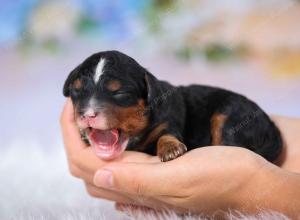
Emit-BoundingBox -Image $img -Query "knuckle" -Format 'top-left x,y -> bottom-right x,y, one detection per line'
131,177 -> 146,195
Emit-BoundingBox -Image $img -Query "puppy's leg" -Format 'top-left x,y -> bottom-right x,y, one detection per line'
157,135 -> 187,162
210,113 -> 227,145
211,110 -> 282,162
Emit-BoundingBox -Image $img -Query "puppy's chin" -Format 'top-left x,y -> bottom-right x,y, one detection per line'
86,128 -> 129,160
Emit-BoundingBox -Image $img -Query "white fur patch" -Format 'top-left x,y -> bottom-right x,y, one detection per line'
0,142 -> 291,220
94,58 -> 106,83
88,96 -> 99,110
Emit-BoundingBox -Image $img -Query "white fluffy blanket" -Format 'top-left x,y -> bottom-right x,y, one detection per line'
0,141 -> 290,220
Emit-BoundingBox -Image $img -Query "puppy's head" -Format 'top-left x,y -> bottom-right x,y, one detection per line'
63,50 -> 158,160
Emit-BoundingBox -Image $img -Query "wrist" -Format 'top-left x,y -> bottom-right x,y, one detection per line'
233,159 -> 300,218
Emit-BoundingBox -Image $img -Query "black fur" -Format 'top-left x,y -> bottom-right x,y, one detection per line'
63,50 -> 282,162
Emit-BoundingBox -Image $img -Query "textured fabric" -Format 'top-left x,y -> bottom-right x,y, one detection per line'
0,142 -> 290,220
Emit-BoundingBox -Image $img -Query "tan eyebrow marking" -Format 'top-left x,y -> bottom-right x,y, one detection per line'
106,80 -> 122,92
73,79 -> 82,89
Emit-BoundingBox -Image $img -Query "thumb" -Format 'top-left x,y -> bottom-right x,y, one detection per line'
93,162 -> 177,196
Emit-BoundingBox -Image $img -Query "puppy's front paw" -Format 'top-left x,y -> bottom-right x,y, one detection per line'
157,135 -> 187,162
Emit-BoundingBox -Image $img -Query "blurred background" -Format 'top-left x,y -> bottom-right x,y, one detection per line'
0,0 -> 300,219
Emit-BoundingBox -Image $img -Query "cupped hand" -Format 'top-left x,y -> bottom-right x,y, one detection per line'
60,99 -> 159,205
93,146 -> 274,214
60,99 -> 277,215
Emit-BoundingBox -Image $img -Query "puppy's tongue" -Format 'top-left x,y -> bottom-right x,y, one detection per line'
90,129 -> 119,148
89,129 -> 127,160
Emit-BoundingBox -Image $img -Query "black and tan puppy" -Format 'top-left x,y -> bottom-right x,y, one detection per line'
63,50 -> 282,162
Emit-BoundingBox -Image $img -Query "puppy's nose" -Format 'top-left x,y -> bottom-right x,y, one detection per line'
83,109 -> 97,118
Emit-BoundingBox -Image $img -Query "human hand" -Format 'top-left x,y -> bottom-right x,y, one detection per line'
60,99 -> 269,213
60,99 -> 159,204
60,99 -> 300,217
91,145 -> 273,215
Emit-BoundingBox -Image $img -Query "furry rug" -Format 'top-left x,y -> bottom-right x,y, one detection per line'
0,141 -> 290,220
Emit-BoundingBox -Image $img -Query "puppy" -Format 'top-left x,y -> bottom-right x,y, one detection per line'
63,50 -> 282,162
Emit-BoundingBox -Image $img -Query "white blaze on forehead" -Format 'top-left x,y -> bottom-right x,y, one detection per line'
94,58 -> 106,83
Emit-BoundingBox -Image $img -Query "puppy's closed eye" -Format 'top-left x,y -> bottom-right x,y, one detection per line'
113,92 -> 133,101
112,91 -> 140,106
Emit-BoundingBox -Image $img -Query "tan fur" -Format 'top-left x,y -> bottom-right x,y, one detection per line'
140,123 -> 168,149
73,79 -> 82,89
157,135 -> 187,161
106,80 -> 122,92
211,113 -> 227,145
108,99 -> 148,136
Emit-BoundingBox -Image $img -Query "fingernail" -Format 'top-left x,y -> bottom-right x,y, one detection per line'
94,169 -> 114,188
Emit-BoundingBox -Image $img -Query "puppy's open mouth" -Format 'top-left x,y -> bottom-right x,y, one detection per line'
88,128 -> 129,160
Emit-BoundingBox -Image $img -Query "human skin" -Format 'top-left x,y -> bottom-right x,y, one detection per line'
60,99 -> 300,218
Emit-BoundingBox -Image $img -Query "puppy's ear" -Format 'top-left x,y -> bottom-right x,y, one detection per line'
63,64 -> 81,97
144,71 -> 161,105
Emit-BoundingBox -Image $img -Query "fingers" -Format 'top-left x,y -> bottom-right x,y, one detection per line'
60,98 -> 75,125
93,162 -> 181,197
85,183 -> 173,211
117,151 -> 160,164
60,99 -> 87,156
73,147 -> 160,176
67,143 -> 161,187
84,182 -> 134,204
